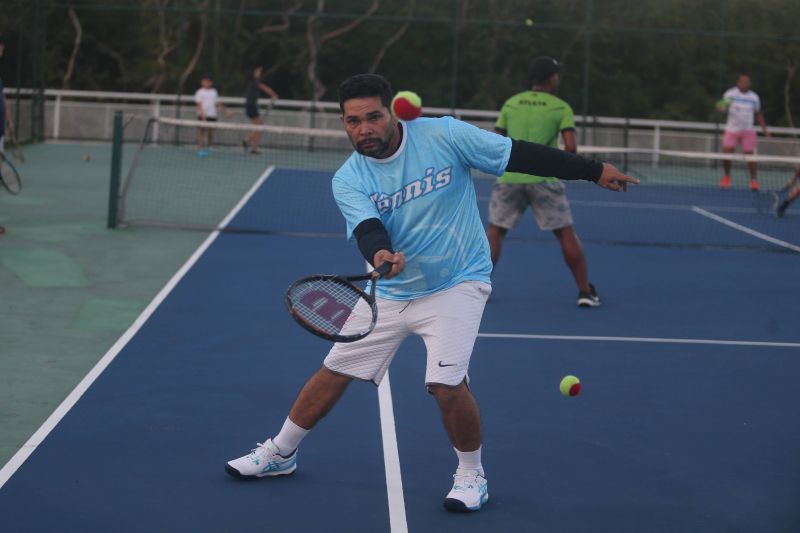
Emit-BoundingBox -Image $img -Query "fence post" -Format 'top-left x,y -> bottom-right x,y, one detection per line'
107,111 -> 123,228
579,0 -> 594,142
623,117 -> 630,172
652,124 -> 660,168
153,100 -> 161,143
31,0 -> 47,142
53,94 -> 61,139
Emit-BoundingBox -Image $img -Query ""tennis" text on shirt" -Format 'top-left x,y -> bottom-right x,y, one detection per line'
369,166 -> 452,215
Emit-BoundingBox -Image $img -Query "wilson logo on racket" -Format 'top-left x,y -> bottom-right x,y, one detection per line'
298,290 -> 352,329
285,263 -> 392,343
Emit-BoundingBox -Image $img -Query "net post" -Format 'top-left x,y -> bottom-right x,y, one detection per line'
107,111 -> 124,229
623,117 -> 630,172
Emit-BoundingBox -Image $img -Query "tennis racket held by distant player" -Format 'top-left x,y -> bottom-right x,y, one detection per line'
7,128 -> 25,164
285,262 -> 393,342
0,151 -> 22,194
752,185 -> 790,215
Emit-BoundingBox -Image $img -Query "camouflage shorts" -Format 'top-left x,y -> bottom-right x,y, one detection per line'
488,181 -> 573,231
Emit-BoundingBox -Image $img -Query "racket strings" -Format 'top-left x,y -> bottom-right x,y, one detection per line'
0,157 -> 21,194
288,278 -> 366,335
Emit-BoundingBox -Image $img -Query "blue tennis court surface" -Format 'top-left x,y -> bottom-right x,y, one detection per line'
1,168 -> 798,532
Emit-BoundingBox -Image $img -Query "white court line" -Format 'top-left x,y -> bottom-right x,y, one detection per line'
478,333 -> 800,348
692,206 -> 800,253
571,199 -> 757,214
378,372 -> 408,533
366,258 -> 407,533
0,166 -> 276,489
475,197 -> 758,215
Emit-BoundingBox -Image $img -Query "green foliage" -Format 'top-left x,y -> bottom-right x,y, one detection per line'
0,0 -> 798,126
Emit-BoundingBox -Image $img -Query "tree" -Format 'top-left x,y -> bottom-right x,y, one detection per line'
4,0 -> 798,127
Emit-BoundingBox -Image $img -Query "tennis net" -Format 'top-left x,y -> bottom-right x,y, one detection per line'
110,116 -> 800,252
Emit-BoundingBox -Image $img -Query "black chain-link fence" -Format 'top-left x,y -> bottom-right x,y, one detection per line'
2,0 -> 799,143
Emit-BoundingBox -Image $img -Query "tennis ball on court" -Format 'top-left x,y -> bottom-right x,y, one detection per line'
525,18 -> 534,26
560,375 -> 581,397
391,91 -> 422,121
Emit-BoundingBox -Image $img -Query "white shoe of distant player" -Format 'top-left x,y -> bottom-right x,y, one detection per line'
225,438 -> 297,479
443,468 -> 489,512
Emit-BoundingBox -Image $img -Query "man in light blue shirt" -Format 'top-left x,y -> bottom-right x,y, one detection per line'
332,111 -> 508,299
226,74 -> 637,513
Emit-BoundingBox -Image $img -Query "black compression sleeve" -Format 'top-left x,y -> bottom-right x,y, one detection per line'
505,139 -> 604,182
353,218 -> 393,266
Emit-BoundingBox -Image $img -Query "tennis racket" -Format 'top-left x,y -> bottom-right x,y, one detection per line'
7,129 -> 24,164
0,151 -> 22,194
285,262 -> 392,342
752,186 -> 789,215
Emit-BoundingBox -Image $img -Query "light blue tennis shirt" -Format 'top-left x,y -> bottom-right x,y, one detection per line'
332,116 -> 512,300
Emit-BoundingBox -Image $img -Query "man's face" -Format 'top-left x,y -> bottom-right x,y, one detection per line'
737,75 -> 751,92
341,96 -> 399,158
201,78 -> 212,88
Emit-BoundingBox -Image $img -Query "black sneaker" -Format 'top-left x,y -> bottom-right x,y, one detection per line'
577,284 -> 600,308
777,200 -> 789,218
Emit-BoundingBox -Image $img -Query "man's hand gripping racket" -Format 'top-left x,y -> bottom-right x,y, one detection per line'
285,260 -> 395,343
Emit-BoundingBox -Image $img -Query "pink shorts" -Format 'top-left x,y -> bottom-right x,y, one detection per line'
723,130 -> 757,152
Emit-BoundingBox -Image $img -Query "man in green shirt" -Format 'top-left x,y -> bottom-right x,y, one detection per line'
488,56 -> 599,307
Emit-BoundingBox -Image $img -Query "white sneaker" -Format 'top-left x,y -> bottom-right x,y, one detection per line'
443,468 -> 489,512
225,438 -> 297,479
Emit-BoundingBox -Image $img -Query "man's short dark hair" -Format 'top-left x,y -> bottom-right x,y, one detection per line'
529,56 -> 560,85
338,74 -> 393,113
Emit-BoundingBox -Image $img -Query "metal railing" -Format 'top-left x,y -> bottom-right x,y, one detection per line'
5,87 -> 800,158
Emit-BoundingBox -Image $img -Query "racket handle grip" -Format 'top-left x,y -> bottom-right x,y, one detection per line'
374,261 -> 393,278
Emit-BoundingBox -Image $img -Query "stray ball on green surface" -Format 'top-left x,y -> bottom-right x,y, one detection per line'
525,18 -> 534,26
560,375 -> 581,397
391,91 -> 422,121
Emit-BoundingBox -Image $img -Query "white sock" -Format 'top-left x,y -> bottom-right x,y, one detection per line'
272,417 -> 309,456
454,446 -> 484,475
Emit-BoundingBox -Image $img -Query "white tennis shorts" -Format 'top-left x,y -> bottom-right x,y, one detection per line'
323,280 -> 491,387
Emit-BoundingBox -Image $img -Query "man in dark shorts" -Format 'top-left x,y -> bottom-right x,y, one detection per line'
243,66 -> 279,154
194,74 -> 231,157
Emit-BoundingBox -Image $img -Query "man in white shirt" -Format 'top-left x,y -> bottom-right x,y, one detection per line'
717,74 -> 769,190
194,75 -> 229,157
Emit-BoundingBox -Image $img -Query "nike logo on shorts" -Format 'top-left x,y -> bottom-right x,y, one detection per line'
438,361 -> 457,367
